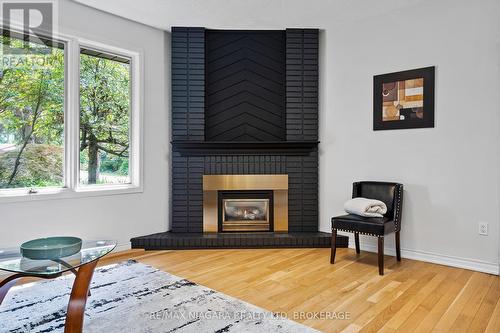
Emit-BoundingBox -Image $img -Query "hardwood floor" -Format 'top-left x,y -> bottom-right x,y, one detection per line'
100,248 -> 499,332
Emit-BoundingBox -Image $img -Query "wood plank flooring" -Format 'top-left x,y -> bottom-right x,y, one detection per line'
75,248 -> 500,332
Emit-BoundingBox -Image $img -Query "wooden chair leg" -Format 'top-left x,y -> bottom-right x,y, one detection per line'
378,236 -> 384,275
354,232 -> 360,254
330,229 -> 337,264
395,231 -> 401,262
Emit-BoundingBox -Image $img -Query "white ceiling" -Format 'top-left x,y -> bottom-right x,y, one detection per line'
72,0 -> 426,31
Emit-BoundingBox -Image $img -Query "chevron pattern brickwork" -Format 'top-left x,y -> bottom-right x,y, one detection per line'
205,30 -> 286,141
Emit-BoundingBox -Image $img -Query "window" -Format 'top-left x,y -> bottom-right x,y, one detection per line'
0,34 -> 65,189
79,50 -> 131,185
0,29 -> 141,199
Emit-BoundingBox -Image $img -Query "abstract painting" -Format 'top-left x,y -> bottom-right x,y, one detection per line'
373,67 -> 435,130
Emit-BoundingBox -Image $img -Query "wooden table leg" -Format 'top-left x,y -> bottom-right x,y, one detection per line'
53,259 -> 91,296
0,273 -> 24,305
64,260 -> 98,333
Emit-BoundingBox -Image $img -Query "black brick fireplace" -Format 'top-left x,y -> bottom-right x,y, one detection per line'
131,27 -> 348,250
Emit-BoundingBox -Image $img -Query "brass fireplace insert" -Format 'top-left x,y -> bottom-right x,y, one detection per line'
203,175 -> 288,233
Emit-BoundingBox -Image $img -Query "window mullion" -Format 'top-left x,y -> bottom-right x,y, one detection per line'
65,39 -> 80,191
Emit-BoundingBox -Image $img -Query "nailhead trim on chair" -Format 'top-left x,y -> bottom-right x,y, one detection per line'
394,185 -> 403,232
333,228 -> 382,238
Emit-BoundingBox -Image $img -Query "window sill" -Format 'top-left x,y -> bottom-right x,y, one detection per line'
0,184 -> 143,204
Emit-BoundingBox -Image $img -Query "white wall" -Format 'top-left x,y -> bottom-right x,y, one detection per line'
6,0 -> 500,274
0,0 -> 169,250
319,0 -> 500,274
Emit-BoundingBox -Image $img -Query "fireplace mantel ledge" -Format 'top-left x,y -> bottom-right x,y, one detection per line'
171,141 -> 319,156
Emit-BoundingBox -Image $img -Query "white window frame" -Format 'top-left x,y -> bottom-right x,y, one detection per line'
0,27 -> 144,203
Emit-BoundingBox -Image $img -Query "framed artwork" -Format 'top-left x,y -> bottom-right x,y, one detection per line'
373,66 -> 435,130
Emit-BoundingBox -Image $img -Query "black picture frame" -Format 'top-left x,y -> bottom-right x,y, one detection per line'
373,66 -> 435,130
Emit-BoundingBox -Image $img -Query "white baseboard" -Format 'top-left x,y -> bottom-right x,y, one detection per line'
114,242 -> 132,253
349,241 -> 499,275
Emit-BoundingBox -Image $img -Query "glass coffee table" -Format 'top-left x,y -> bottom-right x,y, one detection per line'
0,240 -> 116,333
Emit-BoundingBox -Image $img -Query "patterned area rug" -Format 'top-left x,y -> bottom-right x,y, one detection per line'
0,260 -> 317,333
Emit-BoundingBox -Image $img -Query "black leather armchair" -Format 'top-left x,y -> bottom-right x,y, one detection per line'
330,181 -> 404,275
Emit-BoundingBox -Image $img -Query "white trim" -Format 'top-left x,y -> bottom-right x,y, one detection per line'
0,25 -> 144,203
0,185 -> 143,203
66,34 -> 79,193
74,39 -> 143,192
348,239 -> 499,275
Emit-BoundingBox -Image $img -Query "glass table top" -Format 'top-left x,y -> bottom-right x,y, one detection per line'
0,240 -> 116,276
